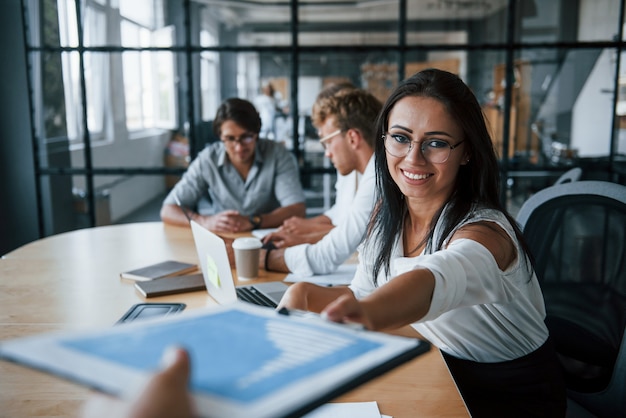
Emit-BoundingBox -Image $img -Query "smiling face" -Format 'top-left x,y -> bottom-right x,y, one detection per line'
385,95 -> 468,209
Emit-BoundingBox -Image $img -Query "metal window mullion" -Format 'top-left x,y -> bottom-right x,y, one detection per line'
500,0 -> 517,205
183,0 -> 197,159
398,0 -> 407,83
74,0 -> 96,227
20,0 -> 45,239
290,0 -> 300,164
609,0 -> 626,181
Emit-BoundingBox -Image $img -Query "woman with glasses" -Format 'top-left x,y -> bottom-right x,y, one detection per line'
278,69 -> 566,417
161,98 -> 305,233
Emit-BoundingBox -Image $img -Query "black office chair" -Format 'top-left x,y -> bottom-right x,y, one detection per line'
516,181 -> 626,418
193,120 -> 220,156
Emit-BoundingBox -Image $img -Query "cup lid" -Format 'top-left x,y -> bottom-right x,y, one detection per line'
232,237 -> 262,250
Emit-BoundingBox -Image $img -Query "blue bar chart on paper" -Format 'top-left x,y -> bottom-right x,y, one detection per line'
63,309 -> 384,402
0,304 -> 429,418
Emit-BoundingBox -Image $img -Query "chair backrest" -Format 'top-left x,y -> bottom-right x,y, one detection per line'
553,167 -> 582,185
516,181 -> 626,416
517,181 -> 626,291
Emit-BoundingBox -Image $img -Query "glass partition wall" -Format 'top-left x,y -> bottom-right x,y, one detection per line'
23,0 -> 626,236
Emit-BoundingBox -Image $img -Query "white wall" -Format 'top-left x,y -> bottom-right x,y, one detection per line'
578,0 -> 620,41
571,50 -> 615,157
298,76 -> 323,115
571,0 -> 621,157
71,130 -> 171,222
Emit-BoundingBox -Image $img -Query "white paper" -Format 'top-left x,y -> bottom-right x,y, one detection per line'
0,303 -> 426,418
302,401 -> 381,418
251,228 -> 278,239
284,264 -> 357,286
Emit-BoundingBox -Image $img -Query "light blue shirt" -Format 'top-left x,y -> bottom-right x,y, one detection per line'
163,139 -> 304,216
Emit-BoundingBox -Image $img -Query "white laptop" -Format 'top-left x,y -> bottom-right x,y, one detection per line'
190,220 -> 288,308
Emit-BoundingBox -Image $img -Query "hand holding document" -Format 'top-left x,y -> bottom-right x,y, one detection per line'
0,303 -> 429,418
278,307 -> 364,331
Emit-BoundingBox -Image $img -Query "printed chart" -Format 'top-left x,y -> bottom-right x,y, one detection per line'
63,309 -> 381,403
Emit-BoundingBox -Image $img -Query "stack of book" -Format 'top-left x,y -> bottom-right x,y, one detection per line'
120,260 -> 205,297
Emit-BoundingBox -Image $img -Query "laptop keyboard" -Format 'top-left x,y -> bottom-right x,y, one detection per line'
236,286 -> 277,308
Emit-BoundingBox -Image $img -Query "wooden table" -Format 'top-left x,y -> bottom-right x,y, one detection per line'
0,222 -> 468,418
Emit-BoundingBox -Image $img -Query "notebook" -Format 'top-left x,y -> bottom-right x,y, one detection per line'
120,260 -> 197,282
134,274 -> 206,298
190,220 -> 288,308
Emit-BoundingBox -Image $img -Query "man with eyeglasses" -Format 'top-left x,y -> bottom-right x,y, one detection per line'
261,82 -> 356,246
261,87 -> 382,278
161,98 -> 305,233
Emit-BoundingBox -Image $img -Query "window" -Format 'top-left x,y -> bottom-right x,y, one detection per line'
121,14 -> 176,133
21,0 -> 626,236
200,29 -> 220,121
57,0 -> 106,144
57,0 -> 177,144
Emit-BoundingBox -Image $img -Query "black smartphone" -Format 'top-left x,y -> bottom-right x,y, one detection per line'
115,303 -> 186,325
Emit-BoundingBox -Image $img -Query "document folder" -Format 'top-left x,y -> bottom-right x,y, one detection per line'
0,302 -> 429,418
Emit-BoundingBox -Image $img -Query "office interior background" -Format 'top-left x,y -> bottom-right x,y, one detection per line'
1,0 -> 626,256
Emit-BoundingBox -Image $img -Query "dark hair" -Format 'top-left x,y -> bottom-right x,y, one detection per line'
213,98 -> 262,137
370,68 -> 530,281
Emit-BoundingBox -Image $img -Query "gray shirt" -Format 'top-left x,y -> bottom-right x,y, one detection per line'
163,139 -> 304,216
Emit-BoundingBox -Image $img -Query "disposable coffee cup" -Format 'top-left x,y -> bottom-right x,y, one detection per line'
232,237 -> 263,280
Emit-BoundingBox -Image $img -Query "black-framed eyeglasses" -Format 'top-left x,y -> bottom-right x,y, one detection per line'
221,133 -> 256,145
383,133 -> 465,164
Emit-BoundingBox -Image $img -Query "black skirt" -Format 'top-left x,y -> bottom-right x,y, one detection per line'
441,338 -> 567,417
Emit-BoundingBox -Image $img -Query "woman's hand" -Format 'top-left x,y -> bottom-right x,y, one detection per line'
277,282 -> 312,311
278,282 -> 354,314
321,293 -> 374,330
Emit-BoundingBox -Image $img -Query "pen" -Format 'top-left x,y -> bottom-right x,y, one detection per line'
278,306 -> 317,319
278,307 -> 365,331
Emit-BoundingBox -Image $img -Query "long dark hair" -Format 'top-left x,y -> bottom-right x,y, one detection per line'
370,68 -> 530,282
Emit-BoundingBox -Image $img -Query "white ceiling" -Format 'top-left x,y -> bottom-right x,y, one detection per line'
196,0 -> 509,25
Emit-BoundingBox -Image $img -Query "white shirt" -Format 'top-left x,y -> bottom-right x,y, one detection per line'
350,206 -> 549,363
324,170 -> 361,226
284,156 -> 375,277
253,94 -> 277,139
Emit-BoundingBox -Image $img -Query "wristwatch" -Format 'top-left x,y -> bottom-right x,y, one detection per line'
249,214 -> 262,230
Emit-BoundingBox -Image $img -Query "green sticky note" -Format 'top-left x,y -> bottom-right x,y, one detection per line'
205,254 -> 220,288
